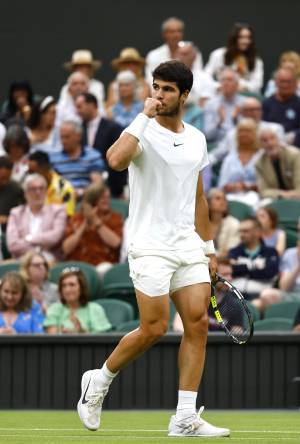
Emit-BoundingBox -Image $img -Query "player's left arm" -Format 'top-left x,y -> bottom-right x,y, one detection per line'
195,172 -> 217,278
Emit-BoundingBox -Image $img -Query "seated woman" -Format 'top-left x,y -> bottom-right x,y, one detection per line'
26,96 -> 61,153
44,268 -> 111,333
107,47 -> 150,108
3,124 -> 30,183
205,22 -> 263,93
217,118 -> 261,207
106,71 -> 143,128
0,271 -> 44,334
256,207 -> 286,256
62,183 -> 123,277
20,250 -> 59,313
207,188 -> 240,257
0,81 -> 34,127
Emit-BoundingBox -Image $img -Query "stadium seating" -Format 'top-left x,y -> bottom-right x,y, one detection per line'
115,319 -> 140,332
95,298 -> 134,329
101,263 -> 137,313
102,263 -> 134,297
246,301 -> 261,322
253,317 -> 293,331
49,261 -> 101,300
266,199 -> 300,232
284,228 -> 298,249
264,301 -> 300,320
227,200 -> 253,220
110,198 -> 129,219
0,261 -> 20,278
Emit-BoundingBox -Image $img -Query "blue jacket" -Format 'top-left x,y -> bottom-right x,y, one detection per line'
229,241 -> 279,281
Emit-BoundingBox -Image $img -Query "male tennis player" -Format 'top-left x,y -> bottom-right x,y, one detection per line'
77,60 -> 230,438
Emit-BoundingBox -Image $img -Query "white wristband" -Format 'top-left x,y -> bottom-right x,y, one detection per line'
204,240 -> 215,255
125,113 -> 150,141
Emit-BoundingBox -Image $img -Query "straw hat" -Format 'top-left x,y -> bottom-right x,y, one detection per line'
63,50 -> 102,71
111,48 -> 145,70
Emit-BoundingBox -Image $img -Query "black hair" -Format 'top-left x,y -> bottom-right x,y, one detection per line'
28,150 -> 50,167
3,124 -> 30,154
27,97 -> 55,129
0,155 -> 13,170
225,22 -> 257,72
76,92 -> 98,107
152,60 -> 193,95
7,81 -> 34,114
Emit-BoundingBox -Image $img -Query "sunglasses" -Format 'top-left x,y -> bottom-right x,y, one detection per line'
61,266 -> 81,275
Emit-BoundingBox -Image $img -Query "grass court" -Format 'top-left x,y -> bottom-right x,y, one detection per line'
0,410 -> 299,444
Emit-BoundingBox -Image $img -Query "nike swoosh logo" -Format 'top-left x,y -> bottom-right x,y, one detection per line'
173,143 -> 184,147
82,378 -> 91,404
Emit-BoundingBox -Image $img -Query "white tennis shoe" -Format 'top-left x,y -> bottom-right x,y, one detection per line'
77,369 -> 108,431
168,406 -> 230,437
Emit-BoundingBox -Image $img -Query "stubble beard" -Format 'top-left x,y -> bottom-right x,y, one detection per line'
157,102 -> 181,117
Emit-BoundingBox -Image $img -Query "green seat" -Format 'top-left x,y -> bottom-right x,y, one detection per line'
115,319 -> 140,332
240,91 -> 263,102
49,261 -> 101,300
254,317 -> 293,331
110,198 -> 129,219
0,261 -> 20,278
227,200 -> 253,220
102,263 -> 134,297
266,199 -> 300,232
246,301 -> 261,322
95,298 -> 134,329
284,228 -> 298,249
265,301 -> 300,320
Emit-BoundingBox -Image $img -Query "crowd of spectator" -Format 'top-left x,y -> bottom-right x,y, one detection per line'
1,17 -> 300,334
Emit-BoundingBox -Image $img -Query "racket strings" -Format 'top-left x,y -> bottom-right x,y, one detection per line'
213,281 -> 252,343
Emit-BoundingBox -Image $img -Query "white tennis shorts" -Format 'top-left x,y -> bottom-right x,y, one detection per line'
128,247 -> 210,297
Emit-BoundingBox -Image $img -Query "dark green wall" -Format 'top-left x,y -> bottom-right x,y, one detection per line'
1,0 -> 300,100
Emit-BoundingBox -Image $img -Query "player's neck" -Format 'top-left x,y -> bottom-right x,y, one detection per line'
155,115 -> 184,133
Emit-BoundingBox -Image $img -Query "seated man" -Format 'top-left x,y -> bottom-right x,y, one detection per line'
255,127 -> 300,200
56,72 -> 89,127
203,68 -> 245,143
263,68 -> 300,147
28,150 -> 76,217
75,93 -> 125,197
62,183 -> 123,276
209,98 -> 285,166
253,219 -> 300,313
228,217 -> 279,298
50,120 -> 105,197
6,173 -> 67,261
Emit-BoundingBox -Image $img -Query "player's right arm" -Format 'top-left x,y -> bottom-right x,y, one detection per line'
106,98 -> 161,171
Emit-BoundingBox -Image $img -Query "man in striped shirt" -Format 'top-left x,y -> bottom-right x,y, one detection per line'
50,120 -> 105,197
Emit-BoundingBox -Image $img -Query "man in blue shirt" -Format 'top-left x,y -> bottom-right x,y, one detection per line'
263,68 -> 300,147
50,120 -> 105,197
228,217 -> 279,299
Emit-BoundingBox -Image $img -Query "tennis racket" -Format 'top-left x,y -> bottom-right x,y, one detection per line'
210,273 -> 254,344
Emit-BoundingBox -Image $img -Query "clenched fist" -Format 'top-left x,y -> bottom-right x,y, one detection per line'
143,98 -> 163,118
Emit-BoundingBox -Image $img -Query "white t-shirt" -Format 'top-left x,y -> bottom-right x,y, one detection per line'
127,118 -> 209,251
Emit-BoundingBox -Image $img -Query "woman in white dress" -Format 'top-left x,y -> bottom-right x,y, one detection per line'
205,22 -> 263,93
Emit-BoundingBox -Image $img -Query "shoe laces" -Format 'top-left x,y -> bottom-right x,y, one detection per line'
87,388 -> 108,412
183,406 -> 205,433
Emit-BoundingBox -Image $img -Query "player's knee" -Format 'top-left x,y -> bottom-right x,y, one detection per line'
185,311 -> 209,337
141,320 -> 168,344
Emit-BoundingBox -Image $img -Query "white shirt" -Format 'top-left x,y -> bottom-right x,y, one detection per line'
145,44 -> 203,85
205,47 -> 264,93
87,114 -> 101,146
0,123 -> 6,155
126,118 -> 209,250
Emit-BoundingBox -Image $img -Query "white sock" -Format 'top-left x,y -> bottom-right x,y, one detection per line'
176,390 -> 197,420
95,361 -> 118,387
